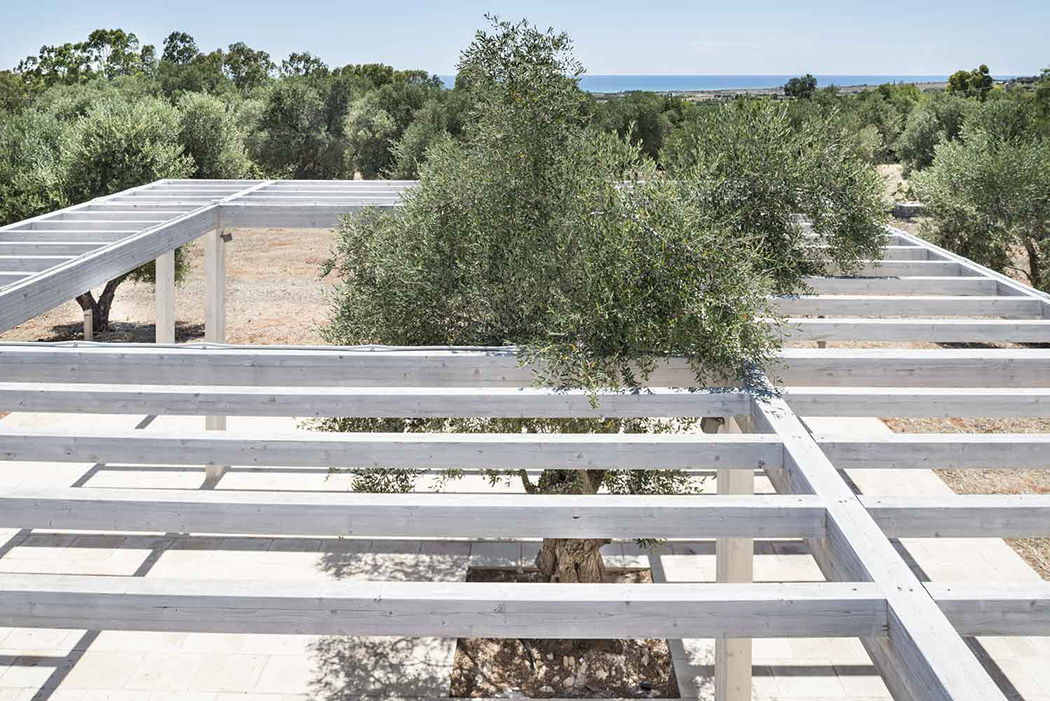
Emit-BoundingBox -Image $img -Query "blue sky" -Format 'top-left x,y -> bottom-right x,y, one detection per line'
2,0 -> 1047,76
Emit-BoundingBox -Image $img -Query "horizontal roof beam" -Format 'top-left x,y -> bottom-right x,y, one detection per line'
865,495 -> 1050,537
802,276 -> 997,296
4,345 -> 1049,388
0,488 -> 823,539
0,575 -> 887,639
930,582 -> 1050,636
817,434 -> 1050,469
782,317 -> 1050,343
776,295 -> 1041,318
0,383 -> 751,418
776,348 -> 1050,387
0,427 -> 784,470
783,387 -> 1050,417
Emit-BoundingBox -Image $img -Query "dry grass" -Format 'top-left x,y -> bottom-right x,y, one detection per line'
884,416 -> 1050,579
0,227 -> 340,345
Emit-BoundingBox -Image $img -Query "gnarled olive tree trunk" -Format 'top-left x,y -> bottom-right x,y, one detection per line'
75,273 -> 130,334
524,468 -> 610,584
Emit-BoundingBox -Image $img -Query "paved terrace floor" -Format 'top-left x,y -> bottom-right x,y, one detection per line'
0,412 -> 1046,700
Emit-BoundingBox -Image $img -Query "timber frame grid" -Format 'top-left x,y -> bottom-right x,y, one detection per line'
0,179 -> 1049,701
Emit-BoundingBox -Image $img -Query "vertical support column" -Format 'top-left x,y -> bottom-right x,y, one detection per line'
155,250 -> 175,344
204,229 -> 227,481
82,308 -> 93,341
704,416 -> 754,701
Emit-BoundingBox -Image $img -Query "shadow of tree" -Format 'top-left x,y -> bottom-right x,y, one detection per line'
311,540 -> 471,699
35,320 -> 205,343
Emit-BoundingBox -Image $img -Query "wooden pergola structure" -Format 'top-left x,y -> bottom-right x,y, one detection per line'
0,179 -> 1049,701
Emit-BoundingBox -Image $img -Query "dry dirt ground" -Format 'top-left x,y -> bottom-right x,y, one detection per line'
0,227 -> 340,345
451,569 -> 678,699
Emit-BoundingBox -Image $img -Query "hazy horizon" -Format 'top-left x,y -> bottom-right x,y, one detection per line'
2,0 -> 1047,76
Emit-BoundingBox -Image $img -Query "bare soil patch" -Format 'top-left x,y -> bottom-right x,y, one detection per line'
884,416 -> 1050,579
0,227 -> 340,345
451,569 -> 678,699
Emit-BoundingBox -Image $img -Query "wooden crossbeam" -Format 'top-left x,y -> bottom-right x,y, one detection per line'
817,434 -> 1050,469
782,387 -> 1050,417
0,488 -> 823,539
0,231 -> 139,243
776,349 -> 1050,387
782,318 -> 1050,343
843,260 -> 964,276
752,393 -> 1008,701
0,427 -> 783,470
0,255 -> 76,273
220,203 -> 397,229
26,220 -> 161,231
0,242 -> 106,256
864,495 -> 1050,537
0,575 -> 887,639
802,277 -> 997,296
929,582 -> 1050,636
776,295 -> 1040,318
5,345 -> 1049,388
0,383 -> 751,418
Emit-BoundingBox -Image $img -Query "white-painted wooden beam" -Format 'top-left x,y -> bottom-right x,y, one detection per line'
203,227 -> 227,480
802,276 -> 997,296
782,318 -> 1050,343
0,384 -> 751,418
929,582 -> 1050,636
752,394 -> 1008,701
0,427 -> 784,470
864,495 -> 1050,537
711,416 -> 754,701
817,434 -> 1050,469
0,488 -> 824,539
155,250 -> 175,344
776,295 -> 1040,318
0,575 -> 887,639
782,387 -> 1050,417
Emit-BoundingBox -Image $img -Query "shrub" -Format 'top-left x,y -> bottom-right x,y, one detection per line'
177,92 -> 252,178
914,113 -> 1050,291
663,99 -> 887,292
897,94 -> 971,173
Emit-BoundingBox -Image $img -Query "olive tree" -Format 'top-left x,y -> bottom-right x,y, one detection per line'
61,95 -> 193,330
663,98 -> 888,293
176,91 -> 252,178
321,17 -> 785,587
896,93 -> 972,173
914,107 -> 1050,291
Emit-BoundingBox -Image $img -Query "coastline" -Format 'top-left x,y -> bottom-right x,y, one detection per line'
590,80 -> 950,100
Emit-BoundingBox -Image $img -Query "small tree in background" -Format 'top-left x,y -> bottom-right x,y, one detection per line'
897,93 -> 972,173
176,92 -> 252,178
61,95 -> 193,330
915,103 -> 1050,291
784,73 -> 818,99
947,64 -> 995,101
663,98 -> 887,292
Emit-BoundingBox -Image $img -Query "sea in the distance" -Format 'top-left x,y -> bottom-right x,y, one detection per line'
438,74 -> 966,93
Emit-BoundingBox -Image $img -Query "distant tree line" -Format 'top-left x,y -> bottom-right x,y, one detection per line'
1,27 -> 1048,328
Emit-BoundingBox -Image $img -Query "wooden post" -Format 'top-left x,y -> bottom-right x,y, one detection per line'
155,250 -> 175,344
82,308 -> 93,341
703,416 -> 754,701
204,229 -> 227,481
